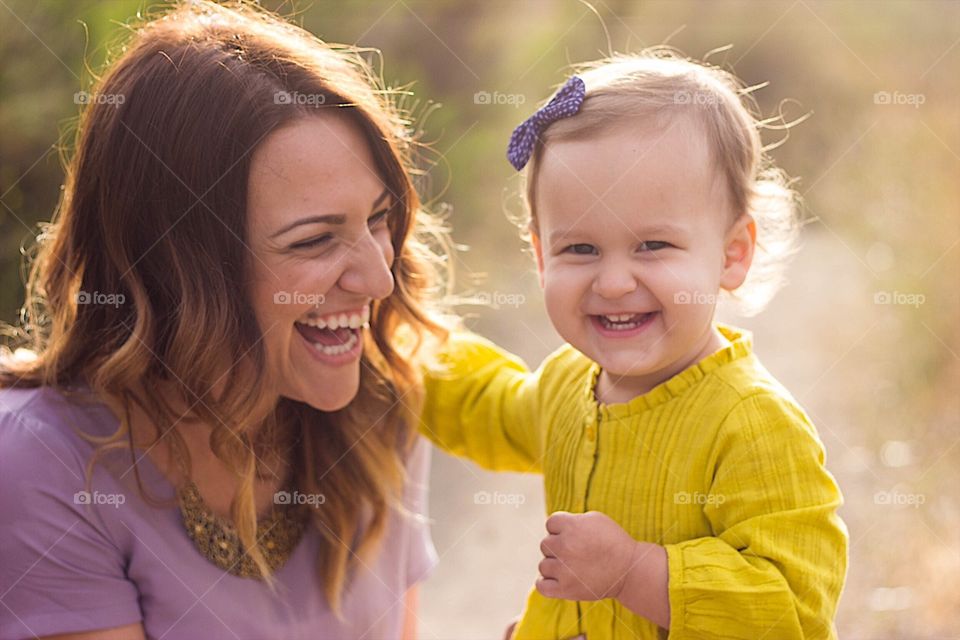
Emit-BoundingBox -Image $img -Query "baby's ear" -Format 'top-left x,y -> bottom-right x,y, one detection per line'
720,213 -> 756,291
529,228 -> 546,289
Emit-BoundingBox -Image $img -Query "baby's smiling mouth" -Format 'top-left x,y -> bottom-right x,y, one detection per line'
593,312 -> 658,331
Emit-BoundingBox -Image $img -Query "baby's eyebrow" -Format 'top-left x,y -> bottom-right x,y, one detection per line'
548,222 -> 686,244
629,222 -> 687,237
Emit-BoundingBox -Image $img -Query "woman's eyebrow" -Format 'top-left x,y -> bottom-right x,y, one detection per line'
269,187 -> 391,239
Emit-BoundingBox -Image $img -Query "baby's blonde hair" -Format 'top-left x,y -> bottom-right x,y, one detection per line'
522,48 -> 802,316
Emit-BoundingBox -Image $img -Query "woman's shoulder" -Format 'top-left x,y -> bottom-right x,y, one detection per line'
0,382 -> 138,523
0,383 -> 114,468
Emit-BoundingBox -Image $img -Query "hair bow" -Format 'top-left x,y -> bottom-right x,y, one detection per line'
506,76 -> 586,171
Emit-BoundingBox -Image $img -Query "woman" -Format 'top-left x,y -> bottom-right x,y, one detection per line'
0,2 -> 448,638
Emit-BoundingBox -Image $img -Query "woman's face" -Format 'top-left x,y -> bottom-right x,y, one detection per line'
246,113 -> 397,411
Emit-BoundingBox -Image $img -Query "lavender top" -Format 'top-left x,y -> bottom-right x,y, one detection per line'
0,384 -> 437,640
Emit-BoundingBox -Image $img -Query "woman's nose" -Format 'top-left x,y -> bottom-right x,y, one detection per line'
592,259 -> 638,299
338,231 -> 395,300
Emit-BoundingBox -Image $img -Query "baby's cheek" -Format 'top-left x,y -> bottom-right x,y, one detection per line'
542,281 -> 581,341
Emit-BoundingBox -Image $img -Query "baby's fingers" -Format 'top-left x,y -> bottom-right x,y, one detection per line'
536,576 -> 563,599
538,556 -> 562,579
540,533 -> 562,558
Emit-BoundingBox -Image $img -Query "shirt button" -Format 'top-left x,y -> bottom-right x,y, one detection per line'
585,426 -> 596,441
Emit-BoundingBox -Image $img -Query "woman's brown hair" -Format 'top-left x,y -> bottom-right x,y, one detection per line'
0,0 -> 448,611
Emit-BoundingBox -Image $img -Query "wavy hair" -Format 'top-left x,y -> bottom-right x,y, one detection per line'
0,0 -> 449,611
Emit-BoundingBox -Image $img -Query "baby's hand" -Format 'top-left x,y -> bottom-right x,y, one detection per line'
535,510 -> 638,601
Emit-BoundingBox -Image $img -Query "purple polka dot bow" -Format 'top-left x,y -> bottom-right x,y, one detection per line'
506,76 -> 586,171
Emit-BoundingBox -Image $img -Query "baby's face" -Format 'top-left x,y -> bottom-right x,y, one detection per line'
531,116 -> 754,401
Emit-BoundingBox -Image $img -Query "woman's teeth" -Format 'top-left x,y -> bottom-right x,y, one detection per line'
309,330 -> 359,356
299,306 -> 370,330
597,312 -> 653,330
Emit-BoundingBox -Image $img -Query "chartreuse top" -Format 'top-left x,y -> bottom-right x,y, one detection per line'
421,323 -> 847,640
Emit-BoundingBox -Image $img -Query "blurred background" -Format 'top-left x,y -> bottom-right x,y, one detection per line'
1,1 -> 957,638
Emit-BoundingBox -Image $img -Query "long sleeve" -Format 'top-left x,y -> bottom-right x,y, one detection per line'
664,391 -> 848,640
420,332 -> 543,473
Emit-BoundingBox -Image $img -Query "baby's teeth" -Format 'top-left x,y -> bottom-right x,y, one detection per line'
349,314 -> 361,329
361,306 -> 370,326
338,313 -> 348,328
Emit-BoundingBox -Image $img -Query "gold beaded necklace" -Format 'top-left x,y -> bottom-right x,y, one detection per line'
177,480 -> 309,578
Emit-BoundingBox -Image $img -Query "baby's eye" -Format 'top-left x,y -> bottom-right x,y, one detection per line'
564,243 -> 598,256
639,241 -> 672,251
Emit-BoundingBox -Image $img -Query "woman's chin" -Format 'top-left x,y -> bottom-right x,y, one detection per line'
307,392 -> 358,412
302,381 -> 360,412
280,377 -> 360,412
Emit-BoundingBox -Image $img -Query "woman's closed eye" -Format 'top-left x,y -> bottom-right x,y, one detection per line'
289,207 -> 392,251
367,207 -> 391,229
290,234 -> 332,251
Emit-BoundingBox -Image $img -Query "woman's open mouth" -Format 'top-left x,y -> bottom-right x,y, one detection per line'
294,305 -> 369,364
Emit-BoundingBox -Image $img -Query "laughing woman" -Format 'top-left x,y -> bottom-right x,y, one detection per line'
0,2 -> 448,639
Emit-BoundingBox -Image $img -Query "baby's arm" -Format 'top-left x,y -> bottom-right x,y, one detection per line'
659,392 -> 847,638
420,332 -> 544,472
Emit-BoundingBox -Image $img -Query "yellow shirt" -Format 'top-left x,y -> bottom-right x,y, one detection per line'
421,324 -> 848,639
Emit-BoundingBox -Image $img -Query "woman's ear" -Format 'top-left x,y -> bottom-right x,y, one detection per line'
720,213 -> 756,291
529,228 -> 546,289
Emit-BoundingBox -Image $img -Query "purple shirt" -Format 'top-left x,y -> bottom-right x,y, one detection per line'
0,384 -> 437,640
